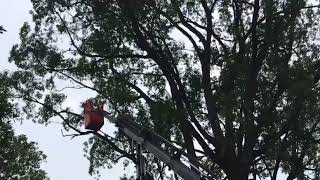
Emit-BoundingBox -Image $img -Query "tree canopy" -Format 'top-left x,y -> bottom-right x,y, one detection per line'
0,72 -> 48,180
8,0 -> 320,179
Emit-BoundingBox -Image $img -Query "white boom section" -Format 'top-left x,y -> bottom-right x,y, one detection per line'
103,113 -> 204,180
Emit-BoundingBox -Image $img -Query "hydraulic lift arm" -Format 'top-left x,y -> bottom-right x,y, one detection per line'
103,113 -> 212,180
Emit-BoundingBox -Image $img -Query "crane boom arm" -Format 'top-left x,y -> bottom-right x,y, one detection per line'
103,113 -> 204,180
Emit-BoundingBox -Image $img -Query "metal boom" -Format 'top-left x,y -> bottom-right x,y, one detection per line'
103,113 -> 212,180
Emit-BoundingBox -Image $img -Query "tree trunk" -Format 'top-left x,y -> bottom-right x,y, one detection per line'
226,163 -> 249,180
286,173 -> 296,180
229,169 -> 249,180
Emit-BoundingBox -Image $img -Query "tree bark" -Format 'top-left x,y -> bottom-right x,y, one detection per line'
227,165 -> 249,180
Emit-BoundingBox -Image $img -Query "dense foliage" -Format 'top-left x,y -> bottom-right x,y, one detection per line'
0,72 -> 48,180
9,0 -> 320,179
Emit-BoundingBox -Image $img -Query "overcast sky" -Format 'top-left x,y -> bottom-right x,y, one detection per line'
0,1 -> 132,179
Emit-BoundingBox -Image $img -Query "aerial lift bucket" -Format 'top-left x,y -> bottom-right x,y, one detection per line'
83,99 -> 104,131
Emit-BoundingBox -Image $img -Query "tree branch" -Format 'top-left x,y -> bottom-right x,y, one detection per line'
20,95 -> 136,162
109,61 -> 155,105
55,11 -> 149,60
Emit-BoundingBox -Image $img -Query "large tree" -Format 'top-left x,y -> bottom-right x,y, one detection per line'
0,72 -> 48,180
9,0 -> 320,179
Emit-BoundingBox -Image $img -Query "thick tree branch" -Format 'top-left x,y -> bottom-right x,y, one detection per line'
172,0 -> 206,46
159,10 -> 202,56
109,61 -> 155,105
123,7 -> 218,163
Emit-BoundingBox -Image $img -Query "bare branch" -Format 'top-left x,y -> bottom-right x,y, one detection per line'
61,129 -> 93,139
56,86 -> 87,92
